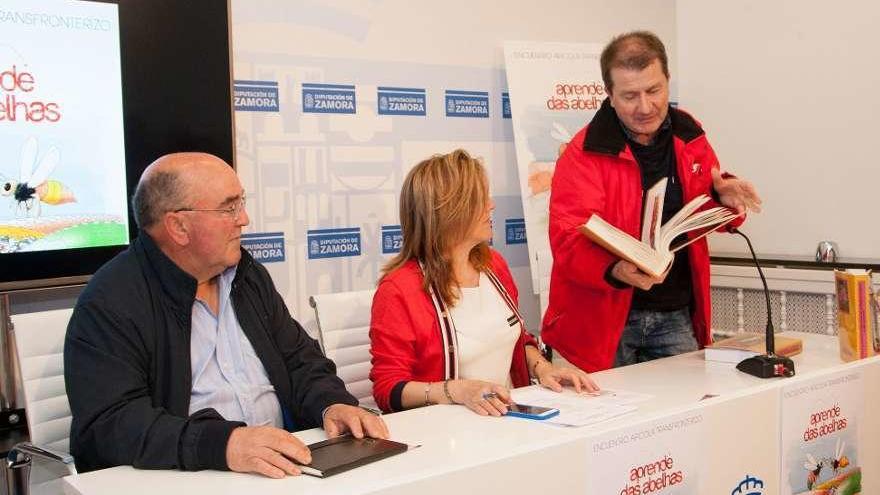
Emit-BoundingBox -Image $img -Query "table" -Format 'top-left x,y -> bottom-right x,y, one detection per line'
62,332 -> 880,495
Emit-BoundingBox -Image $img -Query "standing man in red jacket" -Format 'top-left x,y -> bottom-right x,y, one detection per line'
542,31 -> 762,372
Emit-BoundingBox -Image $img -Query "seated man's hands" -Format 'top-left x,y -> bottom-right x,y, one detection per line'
533,360 -> 600,394
226,425 -> 311,479
449,379 -> 511,417
323,403 -> 389,439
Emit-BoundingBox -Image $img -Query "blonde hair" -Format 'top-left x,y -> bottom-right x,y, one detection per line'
382,149 -> 491,306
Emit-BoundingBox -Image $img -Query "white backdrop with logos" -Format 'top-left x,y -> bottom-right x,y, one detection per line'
229,0 -> 677,336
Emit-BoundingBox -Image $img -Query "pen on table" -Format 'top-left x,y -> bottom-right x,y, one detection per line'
481,392 -> 513,408
359,405 -> 383,416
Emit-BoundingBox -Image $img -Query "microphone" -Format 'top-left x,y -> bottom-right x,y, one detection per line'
728,228 -> 795,378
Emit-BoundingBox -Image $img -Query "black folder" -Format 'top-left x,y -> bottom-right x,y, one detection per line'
299,435 -> 409,478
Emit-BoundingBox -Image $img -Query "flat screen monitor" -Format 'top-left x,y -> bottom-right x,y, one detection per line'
0,0 -> 233,288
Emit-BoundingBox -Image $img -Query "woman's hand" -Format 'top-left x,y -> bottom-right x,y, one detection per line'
448,379 -> 511,416
534,361 -> 600,394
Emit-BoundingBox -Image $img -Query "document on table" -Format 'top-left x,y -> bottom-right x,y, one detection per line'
509,387 -> 651,427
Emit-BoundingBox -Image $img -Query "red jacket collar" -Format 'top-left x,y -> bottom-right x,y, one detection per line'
582,98 -> 706,157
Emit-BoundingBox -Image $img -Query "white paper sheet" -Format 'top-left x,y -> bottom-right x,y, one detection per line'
509,387 -> 649,427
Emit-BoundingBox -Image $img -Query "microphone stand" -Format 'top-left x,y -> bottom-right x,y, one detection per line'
730,228 -> 795,378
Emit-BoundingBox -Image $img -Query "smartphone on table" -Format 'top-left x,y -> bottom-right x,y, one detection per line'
505,403 -> 560,420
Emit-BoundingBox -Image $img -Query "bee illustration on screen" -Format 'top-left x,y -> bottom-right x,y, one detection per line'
1,137 -> 75,217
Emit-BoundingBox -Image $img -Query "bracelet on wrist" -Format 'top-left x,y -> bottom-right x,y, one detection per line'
424,382 -> 434,407
443,379 -> 457,404
532,358 -> 550,378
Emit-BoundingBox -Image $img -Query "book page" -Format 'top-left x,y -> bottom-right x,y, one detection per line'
659,194 -> 738,251
659,194 -> 710,240
641,178 -> 667,248
667,207 -> 737,239
669,216 -> 737,253
581,215 -> 669,277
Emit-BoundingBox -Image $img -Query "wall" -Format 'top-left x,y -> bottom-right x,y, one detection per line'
677,0 -> 880,260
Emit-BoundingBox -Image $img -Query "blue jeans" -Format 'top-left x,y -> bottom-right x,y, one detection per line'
613,307 -> 697,367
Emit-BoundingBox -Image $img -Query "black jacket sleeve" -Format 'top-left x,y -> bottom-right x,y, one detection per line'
64,302 -> 243,472
255,265 -> 358,427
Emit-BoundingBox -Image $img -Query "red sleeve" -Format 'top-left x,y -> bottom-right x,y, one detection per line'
695,137 -> 746,230
369,277 -> 418,413
548,142 -> 621,291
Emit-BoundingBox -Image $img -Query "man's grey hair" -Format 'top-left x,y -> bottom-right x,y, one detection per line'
131,170 -> 189,229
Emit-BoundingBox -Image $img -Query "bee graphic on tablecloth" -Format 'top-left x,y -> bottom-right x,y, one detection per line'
1,137 -> 76,217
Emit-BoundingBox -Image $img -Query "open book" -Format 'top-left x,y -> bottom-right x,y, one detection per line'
580,178 -> 739,277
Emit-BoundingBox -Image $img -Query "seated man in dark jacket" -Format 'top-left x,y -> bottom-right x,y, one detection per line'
64,152 -> 387,478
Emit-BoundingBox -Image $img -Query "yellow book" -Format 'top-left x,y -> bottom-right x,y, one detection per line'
834,269 -> 878,361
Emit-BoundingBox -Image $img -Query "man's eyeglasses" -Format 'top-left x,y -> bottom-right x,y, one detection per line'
173,196 -> 247,221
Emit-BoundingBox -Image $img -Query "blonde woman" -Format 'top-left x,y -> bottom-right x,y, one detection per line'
369,149 -> 598,415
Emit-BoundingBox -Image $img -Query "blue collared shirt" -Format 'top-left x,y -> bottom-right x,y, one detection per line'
188,266 -> 283,427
